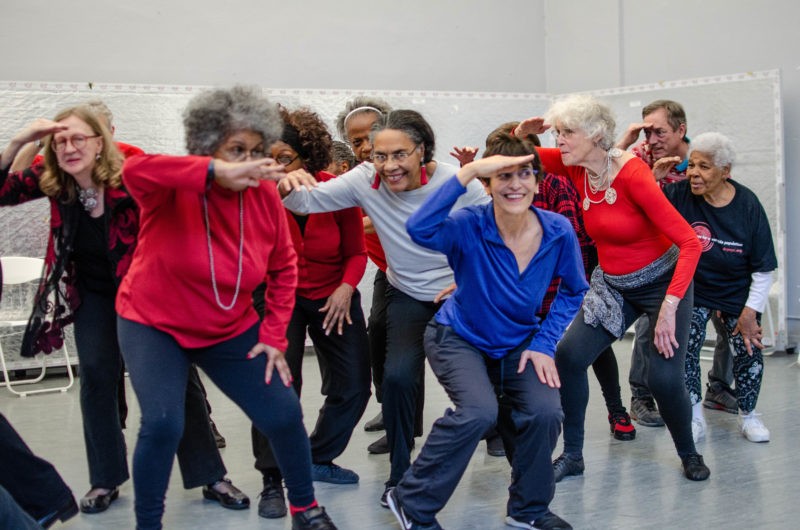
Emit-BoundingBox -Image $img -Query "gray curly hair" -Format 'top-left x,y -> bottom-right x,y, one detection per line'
183,85 -> 283,156
545,94 -> 616,150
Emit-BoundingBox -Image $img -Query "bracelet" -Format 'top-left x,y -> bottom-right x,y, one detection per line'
206,160 -> 215,190
664,298 -> 676,306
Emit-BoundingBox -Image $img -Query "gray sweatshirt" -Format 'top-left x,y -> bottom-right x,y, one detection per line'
282,161 -> 490,301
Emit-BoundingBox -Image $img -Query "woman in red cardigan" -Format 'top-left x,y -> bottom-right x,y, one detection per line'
252,106 -> 370,519
513,94 -> 709,483
115,87 -> 337,530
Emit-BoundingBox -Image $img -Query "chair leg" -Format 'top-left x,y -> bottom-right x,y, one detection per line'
0,342 -> 75,398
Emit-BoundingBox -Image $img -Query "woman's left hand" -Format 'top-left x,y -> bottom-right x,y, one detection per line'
320,283 -> 354,336
733,307 -> 763,355
247,342 -> 292,386
518,350 -> 561,389
654,298 -> 680,358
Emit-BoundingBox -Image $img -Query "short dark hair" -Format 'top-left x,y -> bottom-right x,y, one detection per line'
330,140 -> 356,171
278,106 -> 332,174
482,132 -> 542,183
370,109 -> 435,163
641,99 -> 687,132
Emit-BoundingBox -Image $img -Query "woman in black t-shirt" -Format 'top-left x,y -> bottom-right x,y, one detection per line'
664,132 -> 777,445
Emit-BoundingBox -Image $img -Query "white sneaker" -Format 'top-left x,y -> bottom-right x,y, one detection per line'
691,415 -> 706,443
739,411 -> 770,443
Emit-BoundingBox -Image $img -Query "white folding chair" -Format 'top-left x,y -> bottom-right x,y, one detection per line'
0,256 -> 75,397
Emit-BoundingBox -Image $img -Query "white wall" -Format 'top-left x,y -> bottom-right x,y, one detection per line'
2,0 -> 798,344
544,0 -> 800,345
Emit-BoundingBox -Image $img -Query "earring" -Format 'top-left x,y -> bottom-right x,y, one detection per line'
96,153 -> 101,160
371,172 -> 381,190
419,163 -> 428,185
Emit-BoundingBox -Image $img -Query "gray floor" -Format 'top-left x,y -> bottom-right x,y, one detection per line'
2,338 -> 800,529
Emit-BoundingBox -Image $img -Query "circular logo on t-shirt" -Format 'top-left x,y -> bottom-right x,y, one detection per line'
692,222 -> 714,252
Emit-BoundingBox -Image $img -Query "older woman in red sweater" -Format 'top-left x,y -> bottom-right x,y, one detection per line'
116,86 -> 337,530
514,94 -> 708,483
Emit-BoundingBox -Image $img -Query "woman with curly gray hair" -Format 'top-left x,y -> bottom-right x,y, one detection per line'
514,94 -> 709,484
116,86 -> 338,530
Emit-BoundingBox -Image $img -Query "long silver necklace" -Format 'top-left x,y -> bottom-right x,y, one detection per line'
583,148 -> 622,210
203,192 -> 244,311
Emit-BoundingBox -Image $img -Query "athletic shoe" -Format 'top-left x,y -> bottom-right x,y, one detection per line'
364,411 -> 385,432
703,382 -> 738,414
629,397 -> 665,427
608,411 -> 636,441
552,453 -> 584,483
739,411 -> 770,442
691,414 -> 707,443
505,511 -> 572,529
387,488 -> 443,529
380,483 -> 396,508
291,506 -> 337,530
311,463 -> 359,484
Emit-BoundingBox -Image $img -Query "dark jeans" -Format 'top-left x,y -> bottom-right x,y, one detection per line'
383,286 -> 437,484
396,323 -> 562,523
630,312 -> 732,399
253,292 -> 371,472
75,290 -> 225,491
0,413 -> 74,522
556,272 -> 696,458
590,346 -> 624,413
118,318 -> 315,530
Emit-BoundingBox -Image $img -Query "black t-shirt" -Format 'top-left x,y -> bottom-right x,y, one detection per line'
664,179 -> 777,315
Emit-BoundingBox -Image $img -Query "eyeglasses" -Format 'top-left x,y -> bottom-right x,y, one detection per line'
550,128 -> 576,140
371,145 -> 420,164
223,145 -> 267,162
51,134 -> 100,152
275,153 -> 299,166
495,167 -> 538,181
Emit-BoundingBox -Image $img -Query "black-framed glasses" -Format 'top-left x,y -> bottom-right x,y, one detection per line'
371,145 -> 420,164
275,154 -> 299,166
51,134 -> 100,152
223,145 -> 267,162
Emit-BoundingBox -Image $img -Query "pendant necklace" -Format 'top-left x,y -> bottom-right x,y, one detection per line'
583,148 -> 622,211
203,192 -> 244,310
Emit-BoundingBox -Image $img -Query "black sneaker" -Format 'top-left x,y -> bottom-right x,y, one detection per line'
257,477 -> 286,519
291,506 -> 337,530
703,382 -> 738,414
506,511 -> 573,529
630,397 -> 665,427
387,488 -> 443,529
608,411 -> 636,441
681,453 -> 710,481
552,453 -> 584,483
380,482 -> 396,508
364,411 -> 385,432
311,463 -> 359,484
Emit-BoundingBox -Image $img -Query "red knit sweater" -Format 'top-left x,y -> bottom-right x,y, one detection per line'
287,171 -> 367,300
117,155 -> 297,351
536,147 -> 700,299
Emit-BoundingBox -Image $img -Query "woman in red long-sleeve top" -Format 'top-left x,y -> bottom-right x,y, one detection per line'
513,94 -> 709,484
115,87 -> 338,530
251,107 -> 371,519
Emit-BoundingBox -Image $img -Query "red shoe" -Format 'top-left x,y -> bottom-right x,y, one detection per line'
609,411 -> 636,441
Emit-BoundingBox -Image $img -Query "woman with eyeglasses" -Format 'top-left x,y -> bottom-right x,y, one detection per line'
115,86 -> 337,530
250,106 -> 371,519
281,109 -> 490,508
514,94 -> 708,483
0,106 -> 246,517
387,133 -> 587,530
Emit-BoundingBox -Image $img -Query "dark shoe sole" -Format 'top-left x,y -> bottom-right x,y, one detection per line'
629,414 -> 665,427
702,400 -> 738,414
613,431 -> 636,441
79,488 -> 119,514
